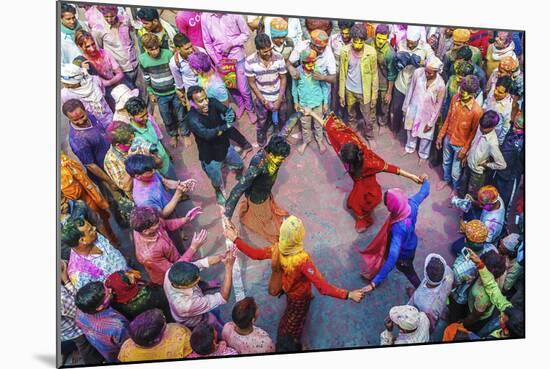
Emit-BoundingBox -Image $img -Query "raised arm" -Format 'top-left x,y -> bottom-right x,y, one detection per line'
410,179 -> 430,206
224,155 -> 263,218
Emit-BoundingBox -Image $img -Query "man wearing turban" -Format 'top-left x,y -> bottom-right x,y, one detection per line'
380,305 -> 430,345
288,28 -> 337,87
485,31 -> 518,78
442,29 -> 482,81
401,55 -> 446,166
460,185 -> 506,244
485,56 -> 523,118
390,25 -> 434,135
61,63 -> 114,130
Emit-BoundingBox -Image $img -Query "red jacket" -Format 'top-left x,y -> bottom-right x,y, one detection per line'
235,238 -> 348,300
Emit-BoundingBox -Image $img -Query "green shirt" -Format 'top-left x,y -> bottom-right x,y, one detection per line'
292,66 -> 329,108
368,40 -> 398,91
138,49 -> 176,97
468,278 -> 495,320
130,120 -> 171,176
478,266 -> 513,312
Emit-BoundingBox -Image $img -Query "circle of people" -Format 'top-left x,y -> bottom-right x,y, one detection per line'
59,3 -> 525,366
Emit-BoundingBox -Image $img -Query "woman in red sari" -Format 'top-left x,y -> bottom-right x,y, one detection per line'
304,109 -> 422,233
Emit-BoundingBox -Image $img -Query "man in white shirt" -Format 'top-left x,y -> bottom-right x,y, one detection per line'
464,110 -> 507,197
164,251 -> 235,334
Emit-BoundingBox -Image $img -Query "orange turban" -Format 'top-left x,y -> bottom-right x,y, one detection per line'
465,220 -> 488,243
310,29 -> 329,48
499,56 -> 519,73
477,185 -> 499,205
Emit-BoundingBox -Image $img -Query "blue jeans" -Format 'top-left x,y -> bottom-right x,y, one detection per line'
442,135 -> 463,190
201,146 -> 244,188
157,93 -> 188,137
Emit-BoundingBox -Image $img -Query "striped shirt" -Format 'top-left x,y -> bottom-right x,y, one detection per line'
76,307 -> 130,363
245,52 -> 286,102
139,49 -> 177,96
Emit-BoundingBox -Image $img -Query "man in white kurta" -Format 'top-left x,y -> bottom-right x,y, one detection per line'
401,56 -> 446,164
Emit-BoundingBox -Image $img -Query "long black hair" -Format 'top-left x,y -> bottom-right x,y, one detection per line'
339,143 -> 364,178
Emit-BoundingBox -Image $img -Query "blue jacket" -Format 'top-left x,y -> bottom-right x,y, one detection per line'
372,180 -> 430,286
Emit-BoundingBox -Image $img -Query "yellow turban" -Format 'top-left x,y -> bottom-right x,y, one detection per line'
453,28 -> 471,43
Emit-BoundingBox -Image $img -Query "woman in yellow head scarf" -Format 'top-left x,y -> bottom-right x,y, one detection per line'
223,216 -> 364,348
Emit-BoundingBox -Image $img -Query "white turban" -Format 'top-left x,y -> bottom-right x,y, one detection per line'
389,305 -> 421,330
111,84 -> 140,111
406,26 -> 422,42
426,55 -> 443,73
423,253 -> 447,286
502,233 -> 521,252
61,64 -> 85,85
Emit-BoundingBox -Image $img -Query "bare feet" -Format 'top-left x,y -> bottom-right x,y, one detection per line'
298,142 -> 308,155
170,136 -> 178,148
436,180 -> 450,191
418,158 -> 427,167
318,141 -> 327,154
400,149 -> 412,157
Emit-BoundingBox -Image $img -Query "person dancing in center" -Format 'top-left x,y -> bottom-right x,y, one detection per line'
222,215 -> 365,349
302,108 -> 422,233
224,135 -> 291,244
361,176 -> 430,295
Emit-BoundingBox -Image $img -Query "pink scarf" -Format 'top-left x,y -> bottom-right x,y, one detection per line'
358,188 -> 411,280
385,188 -> 412,224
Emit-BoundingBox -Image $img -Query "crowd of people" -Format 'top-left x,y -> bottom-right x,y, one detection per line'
59,2 -> 525,366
